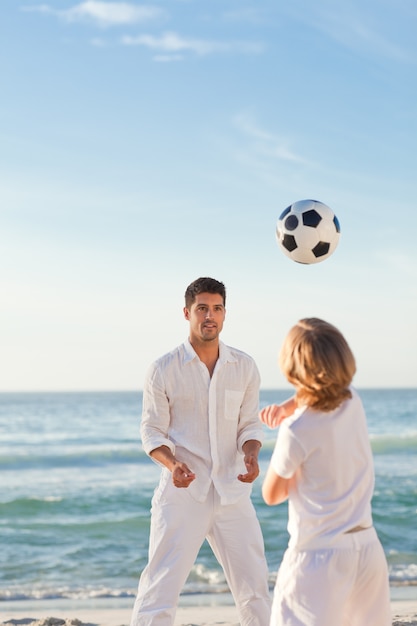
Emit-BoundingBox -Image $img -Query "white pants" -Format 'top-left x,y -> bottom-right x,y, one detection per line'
270,527 -> 391,626
130,480 -> 271,626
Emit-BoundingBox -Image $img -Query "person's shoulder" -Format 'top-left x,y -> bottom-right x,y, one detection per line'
349,386 -> 361,402
333,386 -> 363,414
221,342 -> 255,364
344,386 -> 366,415
153,343 -> 185,366
284,405 -> 309,429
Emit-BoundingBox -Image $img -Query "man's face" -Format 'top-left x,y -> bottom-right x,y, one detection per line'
184,292 -> 226,344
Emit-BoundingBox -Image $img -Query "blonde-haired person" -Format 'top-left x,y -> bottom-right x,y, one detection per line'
260,318 -> 391,626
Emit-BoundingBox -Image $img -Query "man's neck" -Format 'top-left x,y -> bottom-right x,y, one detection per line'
190,338 -> 219,377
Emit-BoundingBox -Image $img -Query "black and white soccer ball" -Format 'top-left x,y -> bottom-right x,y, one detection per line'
276,199 -> 341,264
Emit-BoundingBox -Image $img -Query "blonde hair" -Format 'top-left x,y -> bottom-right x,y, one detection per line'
279,318 -> 356,412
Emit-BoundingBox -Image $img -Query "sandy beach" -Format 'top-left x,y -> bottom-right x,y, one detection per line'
1,597 -> 417,626
0,605 -> 239,626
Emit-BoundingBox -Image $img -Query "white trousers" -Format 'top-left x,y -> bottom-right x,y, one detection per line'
130,480 -> 271,626
270,527 -> 391,626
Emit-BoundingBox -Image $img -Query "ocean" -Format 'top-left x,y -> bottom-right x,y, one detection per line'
1,389 -> 416,606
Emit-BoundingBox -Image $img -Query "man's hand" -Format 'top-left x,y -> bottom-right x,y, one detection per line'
172,460 -> 196,488
238,439 -> 261,483
150,445 -> 196,489
238,453 -> 260,483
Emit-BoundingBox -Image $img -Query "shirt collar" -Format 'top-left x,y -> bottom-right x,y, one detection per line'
183,339 -> 237,365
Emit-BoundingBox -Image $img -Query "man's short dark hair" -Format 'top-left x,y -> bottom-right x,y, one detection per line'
184,277 -> 226,309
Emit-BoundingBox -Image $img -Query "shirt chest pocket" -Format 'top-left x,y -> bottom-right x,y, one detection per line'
224,389 -> 245,421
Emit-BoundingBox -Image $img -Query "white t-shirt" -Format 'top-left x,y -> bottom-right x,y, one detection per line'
271,387 -> 374,549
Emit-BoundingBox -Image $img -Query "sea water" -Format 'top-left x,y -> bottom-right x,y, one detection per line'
1,389 -> 416,604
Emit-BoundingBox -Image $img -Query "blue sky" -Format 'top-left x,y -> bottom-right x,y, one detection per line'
1,0 -> 416,391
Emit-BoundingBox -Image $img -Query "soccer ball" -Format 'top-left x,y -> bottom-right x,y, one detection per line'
276,199 -> 341,264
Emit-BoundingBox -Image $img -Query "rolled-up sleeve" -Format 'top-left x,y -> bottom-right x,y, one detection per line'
236,360 -> 264,453
140,363 -> 176,458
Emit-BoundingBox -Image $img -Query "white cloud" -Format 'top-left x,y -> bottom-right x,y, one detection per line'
233,113 -> 306,163
284,2 -> 416,65
23,1 -> 165,27
316,7 -> 414,63
121,31 -> 263,57
22,4 -> 264,56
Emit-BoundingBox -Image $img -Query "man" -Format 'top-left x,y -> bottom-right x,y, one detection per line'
130,277 -> 271,626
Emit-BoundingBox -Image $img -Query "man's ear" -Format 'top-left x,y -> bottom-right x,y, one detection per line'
183,307 -> 190,320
